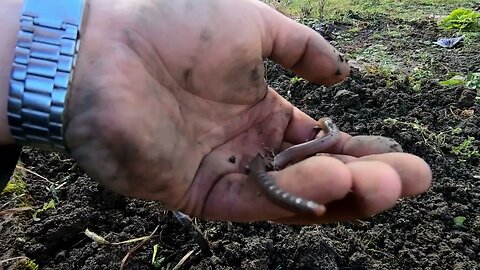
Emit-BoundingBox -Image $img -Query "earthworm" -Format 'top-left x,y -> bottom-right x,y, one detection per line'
273,117 -> 340,169
247,117 -> 341,216
248,154 -> 327,216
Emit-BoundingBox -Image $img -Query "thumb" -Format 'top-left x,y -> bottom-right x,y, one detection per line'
259,3 -> 350,85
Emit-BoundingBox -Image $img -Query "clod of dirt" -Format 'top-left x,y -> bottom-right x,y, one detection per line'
314,22 -> 337,41
282,229 -> 339,269
334,89 -> 360,107
458,89 -> 477,107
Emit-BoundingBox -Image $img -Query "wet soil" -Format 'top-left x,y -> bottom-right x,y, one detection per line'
1,11 -> 479,270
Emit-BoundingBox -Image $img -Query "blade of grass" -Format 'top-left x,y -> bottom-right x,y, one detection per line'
119,225 -> 159,270
172,250 -> 195,270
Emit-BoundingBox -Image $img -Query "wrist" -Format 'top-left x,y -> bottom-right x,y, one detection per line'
0,0 -> 22,145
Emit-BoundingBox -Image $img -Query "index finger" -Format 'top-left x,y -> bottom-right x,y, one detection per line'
258,1 -> 350,85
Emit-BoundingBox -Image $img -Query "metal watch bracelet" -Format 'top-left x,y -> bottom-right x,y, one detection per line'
7,0 -> 86,152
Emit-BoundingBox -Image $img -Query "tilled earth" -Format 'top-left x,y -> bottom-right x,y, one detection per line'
1,12 -> 479,270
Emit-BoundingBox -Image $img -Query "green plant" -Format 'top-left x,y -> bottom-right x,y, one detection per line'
383,118 -> 447,153
289,76 -> 304,84
465,73 -> 480,90
439,73 -> 480,89
350,44 -> 398,76
439,73 -> 480,105
151,244 -> 168,268
439,75 -> 466,87
438,8 -> 480,31
454,216 -> 466,226
451,137 -> 480,158
150,246 -> 194,270
300,1 -> 313,18
17,258 -> 39,270
84,228 -> 155,245
1,177 -> 26,196
1,163 -> 26,196
32,199 -> 56,221
409,67 -> 433,92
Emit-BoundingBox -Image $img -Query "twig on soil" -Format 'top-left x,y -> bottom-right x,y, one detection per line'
0,194 -> 27,210
172,250 -> 195,270
172,211 -> 212,256
0,256 -> 30,265
119,225 -> 159,270
20,166 -> 53,185
84,228 -> 159,246
19,165 -> 69,193
0,206 -> 33,217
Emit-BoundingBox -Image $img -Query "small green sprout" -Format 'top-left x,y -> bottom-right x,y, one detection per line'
151,244 -> 166,268
451,137 -> 480,158
150,245 -> 194,270
454,216 -> 466,226
289,76 -> 304,84
32,199 -> 56,221
17,258 -> 39,270
382,118 -> 476,154
409,67 -> 433,92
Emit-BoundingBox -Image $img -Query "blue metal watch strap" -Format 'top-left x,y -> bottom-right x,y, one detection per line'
7,0 -> 86,152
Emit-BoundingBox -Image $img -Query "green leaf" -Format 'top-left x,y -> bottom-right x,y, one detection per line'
454,216 -> 466,226
439,8 -> 480,32
151,244 -> 159,265
439,75 -> 465,86
32,199 -> 56,221
465,73 -> 480,90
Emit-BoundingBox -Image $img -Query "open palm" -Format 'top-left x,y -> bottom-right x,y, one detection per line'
64,0 -> 431,224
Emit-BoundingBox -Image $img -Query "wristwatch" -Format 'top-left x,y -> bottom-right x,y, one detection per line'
2,0 -> 86,191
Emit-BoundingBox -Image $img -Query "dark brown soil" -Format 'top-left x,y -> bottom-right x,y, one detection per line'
1,12 -> 479,270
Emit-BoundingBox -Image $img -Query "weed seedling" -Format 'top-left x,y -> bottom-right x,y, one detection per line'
409,67 -> 433,92
383,118 -> 447,153
151,244 -> 165,268
150,248 -> 194,270
454,216 -> 466,226
451,137 -> 480,159
32,199 -> 56,221
289,76 -> 304,84
15,258 -> 39,270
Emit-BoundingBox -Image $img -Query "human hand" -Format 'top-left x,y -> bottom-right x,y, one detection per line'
65,0 -> 431,223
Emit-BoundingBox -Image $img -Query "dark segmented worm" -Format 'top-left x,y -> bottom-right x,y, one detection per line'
247,117 -> 341,216
248,154 -> 327,216
273,117 -> 340,169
